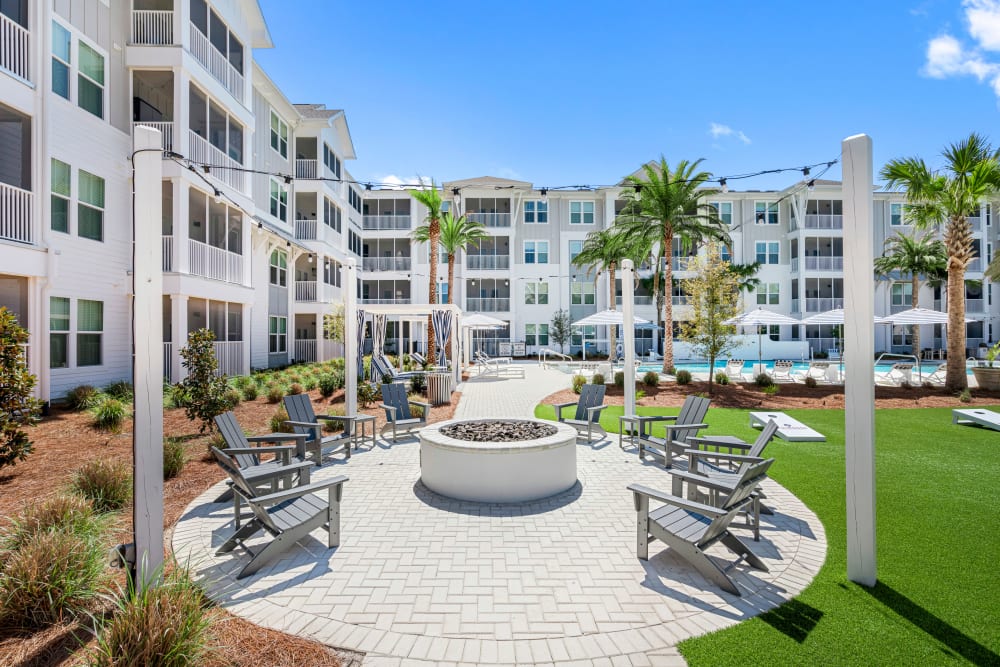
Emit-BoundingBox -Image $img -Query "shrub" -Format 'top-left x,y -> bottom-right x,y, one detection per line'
636,389 -> 647,401
104,381 -> 134,402
0,307 -> 40,470
241,383 -> 258,401
409,372 -> 426,394
959,388 -> 972,403
642,371 -> 659,387
232,376 -> 252,391
0,530 -> 105,628
223,387 -> 241,408
304,378 -> 318,391
1,493 -> 102,553
381,373 -> 394,386
813,350 -> 829,359
614,371 -> 625,388
90,566 -> 213,667
178,329 -> 231,434
571,374 -> 587,394
715,372 -> 729,385
73,459 -> 132,512
763,384 -> 780,396
168,383 -> 190,409
66,385 -> 102,411
804,376 -> 818,388
269,405 -> 291,434
288,383 -> 304,395
288,374 -> 302,385
266,384 -> 284,404
358,382 -> 378,408
755,372 -> 774,388
163,437 -> 186,481
323,406 -> 346,433
592,373 -> 605,385
318,374 -> 338,398
90,398 -> 130,433
675,370 -> 692,385
667,366 -> 677,376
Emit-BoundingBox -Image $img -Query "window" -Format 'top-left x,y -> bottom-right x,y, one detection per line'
720,244 -> 732,263
348,188 -> 362,213
710,201 -> 733,225
755,201 -> 778,225
890,202 -> 904,226
268,316 -> 287,353
324,198 -> 342,232
52,21 -> 71,99
50,297 -> 69,368
78,170 -> 104,241
525,282 -> 549,305
51,159 -> 70,233
270,111 -> 288,158
323,144 -> 342,178
755,241 -> 779,265
891,282 -> 912,306
572,325 -> 596,347
525,323 -> 549,346
570,201 -> 595,224
766,324 -> 780,342
77,42 -> 104,118
524,241 -> 548,264
569,240 -> 583,263
437,282 -> 448,304
269,179 -> 287,221
269,250 -> 287,287
524,200 -> 548,223
571,282 -> 596,305
756,282 -> 780,305
77,300 -> 103,366
892,325 -> 912,347
349,230 -> 362,255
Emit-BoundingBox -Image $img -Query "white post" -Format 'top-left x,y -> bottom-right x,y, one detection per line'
451,310 -> 460,385
343,259 -> 358,417
622,259 -> 636,416
132,127 -> 164,591
842,133 -> 877,587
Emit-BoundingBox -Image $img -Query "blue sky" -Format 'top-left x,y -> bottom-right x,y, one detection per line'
255,0 -> 1000,190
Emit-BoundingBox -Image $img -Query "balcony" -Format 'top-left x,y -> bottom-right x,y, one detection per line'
0,182 -> 33,244
806,297 -> 844,312
791,257 -> 798,272
189,24 -> 243,102
616,296 -> 654,305
804,214 -> 843,230
213,341 -> 244,376
966,298 -> 985,313
804,256 -> 844,271
360,298 -> 411,305
791,298 -> 800,313
467,297 -> 510,312
133,121 -> 175,151
890,302 -> 912,314
294,339 -> 317,363
131,10 -> 174,45
162,236 -> 174,271
467,212 -> 511,228
362,215 -> 411,230
295,280 -> 317,302
362,257 -> 411,272
295,159 -> 317,179
188,130 -> 247,194
294,219 -> 318,240
0,12 -> 29,81
188,238 -> 243,284
968,257 -> 984,273
466,255 -> 510,270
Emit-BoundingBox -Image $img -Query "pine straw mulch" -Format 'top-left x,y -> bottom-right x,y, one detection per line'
0,387 -> 461,667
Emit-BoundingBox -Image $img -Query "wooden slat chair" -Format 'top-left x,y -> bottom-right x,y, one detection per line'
628,457 -> 775,596
212,445 -> 348,579
380,382 -> 431,442
552,384 -> 608,441
636,395 -> 710,468
212,411 -> 312,503
210,445 -> 316,529
282,394 -> 352,465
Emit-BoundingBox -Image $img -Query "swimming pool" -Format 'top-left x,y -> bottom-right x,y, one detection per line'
636,360 -> 966,376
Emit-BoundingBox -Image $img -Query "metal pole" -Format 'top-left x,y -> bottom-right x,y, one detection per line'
622,259 -> 636,416
343,259 -> 358,417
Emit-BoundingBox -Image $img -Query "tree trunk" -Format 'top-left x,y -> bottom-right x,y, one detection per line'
708,352 -> 715,395
911,273 -> 921,358
608,263 -> 617,361
427,221 -> 439,364
945,216 -> 973,391
662,228 -> 674,373
446,253 -> 455,357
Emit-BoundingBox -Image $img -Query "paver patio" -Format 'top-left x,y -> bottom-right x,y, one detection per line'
173,364 -> 827,666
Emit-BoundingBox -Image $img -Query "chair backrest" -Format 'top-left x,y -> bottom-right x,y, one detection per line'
410,351 -> 426,365
214,411 -> 255,469
727,359 -> 744,369
774,360 -> 794,373
698,457 -> 775,546
808,362 -> 829,378
574,384 -> 606,422
668,395 -> 711,446
371,354 -> 392,381
893,363 -> 914,371
381,382 -> 408,421
211,446 -> 257,499
283,393 -> 318,440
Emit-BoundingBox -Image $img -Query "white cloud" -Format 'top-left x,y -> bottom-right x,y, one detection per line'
966,0 -> 1000,50
375,174 -> 433,190
923,1 -> 1000,99
708,123 -> 751,145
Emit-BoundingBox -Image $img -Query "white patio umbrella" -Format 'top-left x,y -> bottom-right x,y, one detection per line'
723,307 -> 801,369
461,313 -> 506,328
572,310 -> 651,361
799,309 -> 890,364
879,307 -> 972,325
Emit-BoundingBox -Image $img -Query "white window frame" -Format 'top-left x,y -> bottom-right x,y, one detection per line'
270,178 -> 287,222
77,169 -> 105,242
755,201 -> 779,225
568,240 -> 584,264
269,316 -> 287,353
51,21 -> 71,100
76,299 -> 104,367
571,281 -> 595,305
49,296 -> 70,369
756,282 -> 780,305
50,21 -> 107,120
77,41 -> 105,119
51,158 -> 71,234
892,324 -> 912,347
755,241 -> 780,265
524,240 -> 549,264
889,202 -> 906,226
269,250 -> 287,287
710,201 -> 733,225
570,201 -> 595,224
524,281 -> 549,305
524,200 -> 548,223
891,282 -> 912,306
270,110 -> 288,159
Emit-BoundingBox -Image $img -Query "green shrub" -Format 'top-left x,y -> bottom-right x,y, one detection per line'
66,385 -> 102,411
178,329 -> 231,434
90,566 -> 213,667
163,438 -> 186,481
270,406 -> 292,434
804,375 -> 818,388
0,307 -> 40,470
266,384 -> 284,404
223,388 -> 241,408
104,381 -> 134,401
358,382 -> 378,408
241,383 -> 258,401
614,371 -> 625,388
168,384 -> 190,409
667,366 -> 677,376
959,388 -> 972,403
1,493 -> 103,553
763,384 -> 780,396
317,374 -> 338,398
715,372 -> 729,385
232,376 -> 252,391
323,406 -> 346,433
675,370 -> 692,385
571,375 -> 587,394
636,388 -> 646,401
592,373 -> 605,385
72,459 -> 132,512
755,372 -> 774,388
288,383 -> 304,395
642,371 -> 659,387
90,398 -> 130,433
409,372 -> 426,394
304,378 -> 318,391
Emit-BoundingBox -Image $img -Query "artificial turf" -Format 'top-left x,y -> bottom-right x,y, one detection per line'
534,403 -> 1000,666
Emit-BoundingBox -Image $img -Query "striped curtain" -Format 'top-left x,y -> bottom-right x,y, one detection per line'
432,309 -> 452,367
371,313 -> 387,381
356,309 -> 366,380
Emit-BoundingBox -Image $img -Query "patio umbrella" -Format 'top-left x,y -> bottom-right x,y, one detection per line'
572,310 -> 651,361
800,308 -> 891,359
879,307 -> 972,325
461,313 -> 506,328
723,307 -> 801,369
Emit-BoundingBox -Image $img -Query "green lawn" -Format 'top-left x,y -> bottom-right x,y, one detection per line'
534,403 -> 1000,666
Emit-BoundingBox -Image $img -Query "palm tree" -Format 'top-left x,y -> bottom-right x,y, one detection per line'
409,180 -> 444,362
881,134 -> 1000,390
419,212 -> 488,305
873,232 -> 947,357
618,157 -> 731,372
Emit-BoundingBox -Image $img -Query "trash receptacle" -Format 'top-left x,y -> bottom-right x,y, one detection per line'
427,372 -> 451,406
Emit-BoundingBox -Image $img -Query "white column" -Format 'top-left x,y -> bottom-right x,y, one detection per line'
132,127 -> 165,591
451,310 -> 460,384
241,303 -> 251,374
174,179 -> 189,274
170,294 -> 188,381
343,258 -> 358,416
842,133 -> 877,587
621,259 -> 636,417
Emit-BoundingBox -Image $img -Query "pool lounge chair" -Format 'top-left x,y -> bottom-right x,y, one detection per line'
768,360 -> 796,383
874,362 -> 915,386
552,384 -> 608,441
795,361 -> 834,384
372,354 -> 425,384
724,359 -> 746,382
923,363 -> 946,387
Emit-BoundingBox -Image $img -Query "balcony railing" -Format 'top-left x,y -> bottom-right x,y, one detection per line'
968,257 -> 984,273
0,12 -> 29,81
467,297 -> 510,312
966,298 -> 985,313
0,182 -> 33,244
616,296 -> 654,305
791,257 -> 799,272
806,337 -> 840,355
806,297 -> 844,312
804,214 -> 843,229
133,121 -> 175,151
189,130 -> 246,194
804,256 -> 844,271
467,212 -> 511,228
968,216 -> 982,232
189,24 -> 243,102
360,298 -> 411,304
362,257 -> 411,272
188,238 -> 243,284
295,280 -> 317,302
295,219 -> 317,240
362,215 -> 411,230
131,10 -> 174,45
294,339 -> 317,363
295,159 -> 317,179
890,302 -> 912,314
791,298 -> 800,312
671,296 -> 691,305
213,341 -> 244,377
163,342 -> 173,382
162,236 -> 174,271
466,255 -> 510,270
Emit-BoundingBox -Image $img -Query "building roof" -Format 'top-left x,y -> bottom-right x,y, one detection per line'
294,104 -> 344,119
443,176 -> 533,190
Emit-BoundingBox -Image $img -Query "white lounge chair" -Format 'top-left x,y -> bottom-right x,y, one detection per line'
724,359 -> 746,382
875,362 -> 915,386
795,361 -> 834,384
923,363 -> 946,387
768,360 -> 795,383
826,348 -> 842,361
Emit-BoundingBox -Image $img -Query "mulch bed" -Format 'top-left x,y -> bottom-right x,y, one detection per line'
0,386 -> 461,667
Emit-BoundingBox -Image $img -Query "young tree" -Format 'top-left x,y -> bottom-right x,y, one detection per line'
409,180 -> 445,363
679,245 -> 740,394
323,305 -> 345,343
179,328 -> 231,433
0,307 -> 40,469
550,309 -> 572,353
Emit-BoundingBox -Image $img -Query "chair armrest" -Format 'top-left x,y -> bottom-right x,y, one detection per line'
664,423 -> 709,436
627,483 -> 727,517
685,450 -> 764,464
314,414 -> 352,423
283,419 -> 322,430
230,459 -> 316,484
552,401 -> 578,411
248,474 -> 349,506
222,445 -> 295,456
586,405 -> 608,418
668,469 -> 744,495
687,435 -> 751,451
408,400 -> 432,412
246,432 -> 308,443
637,415 -> 678,423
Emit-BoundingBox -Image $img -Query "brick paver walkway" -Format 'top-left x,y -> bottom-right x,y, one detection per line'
173,364 -> 826,666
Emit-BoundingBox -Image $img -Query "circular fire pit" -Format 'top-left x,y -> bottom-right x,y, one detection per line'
420,419 -> 578,503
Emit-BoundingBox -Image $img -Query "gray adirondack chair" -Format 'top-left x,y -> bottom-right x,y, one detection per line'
637,395 -> 710,467
210,444 -> 315,528
212,446 -> 348,579
380,382 -> 431,442
212,411 -> 312,503
282,394 -> 352,465
552,384 -> 608,441
628,457 -> 774,595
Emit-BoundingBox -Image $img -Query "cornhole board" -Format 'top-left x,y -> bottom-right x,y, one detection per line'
749,411 -> 826,442
952,408 -> 1000,432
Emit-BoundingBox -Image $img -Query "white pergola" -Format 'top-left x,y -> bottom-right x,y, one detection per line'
350,300 -> 462,382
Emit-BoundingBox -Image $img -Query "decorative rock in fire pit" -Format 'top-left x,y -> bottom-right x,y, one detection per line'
420,418 -> 578,503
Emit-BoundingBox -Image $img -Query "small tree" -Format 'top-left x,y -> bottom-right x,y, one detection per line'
179,328 -> 230,433
550,309 -> 572,353
323,305 -> 345,343
679,244 -> 740,394
0,308 -> 40,469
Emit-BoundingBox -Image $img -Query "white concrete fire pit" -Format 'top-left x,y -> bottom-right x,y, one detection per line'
420,419 -> 578,503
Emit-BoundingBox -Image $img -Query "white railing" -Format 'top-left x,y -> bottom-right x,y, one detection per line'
966,298 -> 985,313
213,341 -> 244,377
968,257 -> 984,273
804,256 -> 844,271
671,296 -> 691,305
804,214 -> 844,229
0,182 -> 33,244
321,339 -> 341,360
294,339 -> 318,363
188,238 -> 243,284
791,298 -> 800,312
360,298 -> 412,304
467,212 -> 511,228
163,342 -> 173,383
890,303 -> 912,314
362,257 -> 411,271
0,12 -> 29,81
467,297 -> 510,312
616,296 -> 654,305
188,130 -> 246,194
189,24 -> 243,102
295,219 -> 318,240
466,255 -> 510,270
362,215 -> 411,230
295,159 -> 317,179
791,257 -> 799,272
806,337 -> 840,355
131,10 -> 174,45
133,121 -> 174,151
968,216 -> 982,232
806,297 -> 844,312
295,280 -> 317,301
162,236 -> 174,271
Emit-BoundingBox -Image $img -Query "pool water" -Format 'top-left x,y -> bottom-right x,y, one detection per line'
636,361 -> 966,376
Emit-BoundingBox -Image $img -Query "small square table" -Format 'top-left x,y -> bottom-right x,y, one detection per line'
618,414 -> 642,450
